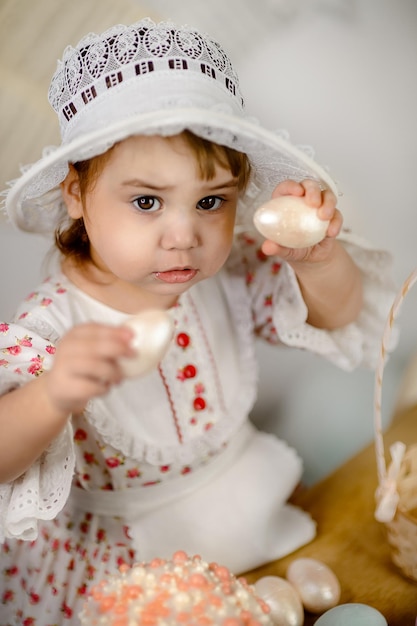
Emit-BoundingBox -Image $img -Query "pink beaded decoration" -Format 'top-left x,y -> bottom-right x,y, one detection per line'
80,551 -> 273,626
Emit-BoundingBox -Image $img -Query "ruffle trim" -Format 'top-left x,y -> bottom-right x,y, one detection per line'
1,423 -> 75,542
272,232 -> 397,370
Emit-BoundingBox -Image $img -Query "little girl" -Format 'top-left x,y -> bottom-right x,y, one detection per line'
0,17 -> 395,625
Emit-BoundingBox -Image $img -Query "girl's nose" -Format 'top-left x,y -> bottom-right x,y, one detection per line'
160,211 -> 199,250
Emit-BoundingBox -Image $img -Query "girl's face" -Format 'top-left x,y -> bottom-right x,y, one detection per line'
62,134 -> 240,311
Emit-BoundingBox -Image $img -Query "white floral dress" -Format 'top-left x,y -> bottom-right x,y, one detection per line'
0,233 -> 394,625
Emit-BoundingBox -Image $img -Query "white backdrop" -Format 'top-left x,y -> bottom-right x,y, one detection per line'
237,0 -> 417,482
1,0 -> 416,483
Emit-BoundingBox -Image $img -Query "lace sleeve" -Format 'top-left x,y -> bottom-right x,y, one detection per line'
0,321 -> 75,542
0,423 -> 74,543
230,230 -> 397,370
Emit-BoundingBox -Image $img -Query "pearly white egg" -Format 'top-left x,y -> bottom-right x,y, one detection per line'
286,558 -> 341,614
119,309 -> 174,378
254,576 -> 304,626
253,196 -> 329,248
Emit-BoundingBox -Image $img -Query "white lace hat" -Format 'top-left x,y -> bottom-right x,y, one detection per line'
4,17 -> 338,234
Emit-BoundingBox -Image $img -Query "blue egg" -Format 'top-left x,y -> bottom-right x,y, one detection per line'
315,603 -> 388,626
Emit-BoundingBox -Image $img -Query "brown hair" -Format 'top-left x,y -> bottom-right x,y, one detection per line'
55,131 -> 251,264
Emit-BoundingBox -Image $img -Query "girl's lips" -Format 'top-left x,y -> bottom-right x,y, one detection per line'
154,268 -> 197,284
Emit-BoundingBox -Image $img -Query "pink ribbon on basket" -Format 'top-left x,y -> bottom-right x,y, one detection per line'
375,441 -> 406,523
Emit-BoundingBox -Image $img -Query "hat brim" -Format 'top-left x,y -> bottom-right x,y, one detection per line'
5,107 -> 338,234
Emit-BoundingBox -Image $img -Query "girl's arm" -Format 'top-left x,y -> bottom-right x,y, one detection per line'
261,179 -> 363,330
0,323 -> 134,483
288,241 -> 363,329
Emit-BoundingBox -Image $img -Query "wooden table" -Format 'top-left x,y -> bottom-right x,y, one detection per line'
243,404 -> 417,625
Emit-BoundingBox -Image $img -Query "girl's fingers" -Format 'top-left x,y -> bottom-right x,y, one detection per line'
326,209 -> 343,238
53,325 -> 135,373
45,323 -> 136,412
317,188 -> 338,221
61,324 -> 134,359
271,180 -> 338,215
271,179 -> 305,198
300,180 -> 324,207
64,355 -> 123,384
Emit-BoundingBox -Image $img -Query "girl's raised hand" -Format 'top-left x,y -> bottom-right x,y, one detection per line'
260,179 -> 342,263
43,323 -> 135,416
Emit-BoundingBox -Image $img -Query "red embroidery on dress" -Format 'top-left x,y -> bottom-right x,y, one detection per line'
158,364 -> 183,443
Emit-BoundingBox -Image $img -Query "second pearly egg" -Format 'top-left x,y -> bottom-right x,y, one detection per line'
254,576 -> 304,626
286,558 -> 341,614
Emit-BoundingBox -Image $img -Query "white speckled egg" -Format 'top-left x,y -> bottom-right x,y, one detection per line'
254,576 -> 304,626
315,603 -> 388,625
119,309 -> 174,378
286,558 -> 340,614
253,196 -> 329,248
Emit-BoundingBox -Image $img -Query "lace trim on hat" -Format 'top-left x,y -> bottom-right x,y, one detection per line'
48,18 -> 244,139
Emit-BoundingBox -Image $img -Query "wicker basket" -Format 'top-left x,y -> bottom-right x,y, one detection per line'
374,269 -> 417,582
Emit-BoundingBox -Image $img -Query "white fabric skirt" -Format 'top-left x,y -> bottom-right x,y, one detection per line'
71,421 -> 316,573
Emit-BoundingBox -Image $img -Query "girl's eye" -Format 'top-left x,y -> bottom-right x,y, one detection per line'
133,196 -> 161,212
197,196 -> 223,211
